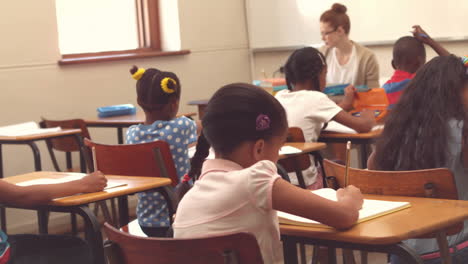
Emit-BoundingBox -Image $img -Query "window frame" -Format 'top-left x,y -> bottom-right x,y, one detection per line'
57,0 -> 189,65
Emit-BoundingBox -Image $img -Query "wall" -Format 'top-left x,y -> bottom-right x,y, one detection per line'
252,40 -> 468,83
0,0 -> 251,233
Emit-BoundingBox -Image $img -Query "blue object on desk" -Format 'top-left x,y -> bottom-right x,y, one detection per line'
97,104 -> 136,118
352,110 -> 381,117
323,84 -> 349,95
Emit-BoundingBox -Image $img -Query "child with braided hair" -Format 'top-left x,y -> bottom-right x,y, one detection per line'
173,83 -> 363,263
275,47 -> 375,188
127,65 -> 197,237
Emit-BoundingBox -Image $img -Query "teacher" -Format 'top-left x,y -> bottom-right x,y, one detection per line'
319,3 -> 380,88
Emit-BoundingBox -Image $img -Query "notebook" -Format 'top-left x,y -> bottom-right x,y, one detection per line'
0,122 -> 60,137
16,173 -> 126,190
323,121 -> 384,134
188,146 -> 302,159
278,188 -> 411,228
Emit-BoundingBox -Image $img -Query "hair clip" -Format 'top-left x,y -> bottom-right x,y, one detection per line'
462,56 -> 468,74
161,77 -> 176,94
132,68 -> 146,80
182,174 -> 191,183
256,114 -> 270,131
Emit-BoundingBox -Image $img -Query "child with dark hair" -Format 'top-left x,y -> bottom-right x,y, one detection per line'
127,65 -> 197,237
173,83 -> 364,263
384,25 -> 449,108
275,47 -> 375,188
369,55 -> 468,263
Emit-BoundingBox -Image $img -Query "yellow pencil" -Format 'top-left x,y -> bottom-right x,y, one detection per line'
92,147 -> 98,172
344,141 -> 351,187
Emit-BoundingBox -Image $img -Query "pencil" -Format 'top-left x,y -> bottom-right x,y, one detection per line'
92,147 -> 98,172
344,141 -> 351,187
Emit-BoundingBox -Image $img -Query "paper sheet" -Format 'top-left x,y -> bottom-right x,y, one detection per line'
0,122 -> 61,137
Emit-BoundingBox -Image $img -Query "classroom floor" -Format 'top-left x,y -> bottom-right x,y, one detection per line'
274,245 -> 389,264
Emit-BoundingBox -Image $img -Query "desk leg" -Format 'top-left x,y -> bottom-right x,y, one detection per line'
282,235 -> 299,264
0,144 -> 5,232
117,128 -> 124,144
37,210 -> 49,234
360,143 -> 369,169
118,196 -> 129,228
27,142 -> 42,171
74,205 -> 105,264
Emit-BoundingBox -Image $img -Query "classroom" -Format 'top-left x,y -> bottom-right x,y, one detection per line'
1,0 -> 468,263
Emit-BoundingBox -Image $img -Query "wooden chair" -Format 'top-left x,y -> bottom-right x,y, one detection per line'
84,139 -> 179,230
323,159 -> 462,264
278,127 -> 328,264
40,118 -> 91,235
103,223 -> 264,264
278,127 -> 326,189
40,118 -> 89,172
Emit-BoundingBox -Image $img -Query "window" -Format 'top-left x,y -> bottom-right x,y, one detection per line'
55,0 -> 188,65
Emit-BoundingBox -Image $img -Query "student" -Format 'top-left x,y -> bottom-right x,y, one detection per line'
173,83 -> 364,263
319,3 -> 380,88
368,55 -> 468,263
275,47 -> 375,188
0,171 -> 106,264
383,25 -> 450,108
127,66 -> 197,237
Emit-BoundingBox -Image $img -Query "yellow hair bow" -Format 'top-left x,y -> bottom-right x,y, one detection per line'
132,68 -> 146,80
161,77 -> 176,94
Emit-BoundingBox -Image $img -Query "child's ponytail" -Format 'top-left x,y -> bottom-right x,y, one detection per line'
174,132 -> 210,201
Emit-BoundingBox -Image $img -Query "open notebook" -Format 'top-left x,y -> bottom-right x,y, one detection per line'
278,188 -> 411,228
323,121 -> 384,134
0,122 -> 61,137
16,173 -> 126,190
188,145 -> 301,159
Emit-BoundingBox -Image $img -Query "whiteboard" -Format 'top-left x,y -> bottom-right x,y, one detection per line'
246,0 -> 468,50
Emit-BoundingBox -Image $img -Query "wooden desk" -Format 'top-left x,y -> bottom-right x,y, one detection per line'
84,111 -> 197,144
318,129 -> 383,168
0,128 -> 84,232
2,171 -> 172,264
187,99 -> 209,119
279,142 -> 327,159
281,195 -> 468,264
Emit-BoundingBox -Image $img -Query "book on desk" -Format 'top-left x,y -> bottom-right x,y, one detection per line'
0,122 -> 61,137
278,188 -> 411,228
323,121 -> 384,134
15,173 -> 126,191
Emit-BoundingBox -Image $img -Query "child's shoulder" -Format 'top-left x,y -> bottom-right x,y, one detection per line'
245,160 -> 279,179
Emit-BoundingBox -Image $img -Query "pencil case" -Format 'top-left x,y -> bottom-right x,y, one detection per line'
97,104 -> 136,118
323,84 -> 370,95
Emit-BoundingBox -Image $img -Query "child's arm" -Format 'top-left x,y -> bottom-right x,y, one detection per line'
332,109 -> 376,133
0,171 -> 107,207
337,85 -> 356,111
272,179 -> 363,229
412,25 -> 450,57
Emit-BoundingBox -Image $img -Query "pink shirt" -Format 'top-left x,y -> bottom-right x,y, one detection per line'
173,159 -> 282,263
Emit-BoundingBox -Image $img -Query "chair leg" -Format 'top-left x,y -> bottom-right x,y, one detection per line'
360,251 -> 368,264
342,249 -> 356,264
110,198 -> 118,225
71,213 -> 78,235
98,201 -> 114,226
436,231 -> 452,264
299,243 -> 307,264
311,246 -> 319,264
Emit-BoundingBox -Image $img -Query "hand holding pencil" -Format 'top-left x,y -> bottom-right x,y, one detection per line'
337,141 -> 364,210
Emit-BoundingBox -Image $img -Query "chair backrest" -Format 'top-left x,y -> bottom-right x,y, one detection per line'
84,139 -> 179,186
104,223 -> 264,264
277,127 -> 312,188
323,159 -> 462,236
40,118 -> 90,152
278,127 -> 311,173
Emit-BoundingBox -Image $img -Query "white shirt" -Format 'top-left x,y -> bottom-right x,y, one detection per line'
173,159 -> 282,264
275,90 -> 342,185
326,44 -> 358,85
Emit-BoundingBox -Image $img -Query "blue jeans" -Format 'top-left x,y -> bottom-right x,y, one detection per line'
390,246 -> 468,264
7,234 -> 92,264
